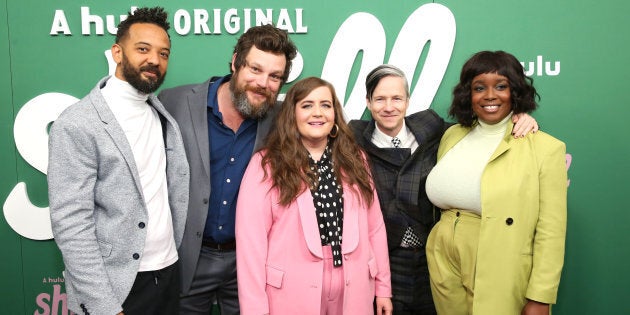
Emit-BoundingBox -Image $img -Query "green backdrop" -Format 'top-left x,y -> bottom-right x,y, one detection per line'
2,1 -> 628,314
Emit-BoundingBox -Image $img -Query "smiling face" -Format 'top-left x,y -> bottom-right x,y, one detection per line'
471,72 -> 512,124
112,23 -> 170,94
229,46 -> 287,119
366,75 -> 409,137
295,86 -> 335,151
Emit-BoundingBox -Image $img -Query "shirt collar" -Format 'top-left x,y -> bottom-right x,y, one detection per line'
207,74 -> 231,112
372,120 -> 411,148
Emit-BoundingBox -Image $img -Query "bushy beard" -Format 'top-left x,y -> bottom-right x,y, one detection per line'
121,53 -> 166,94
229,74 -> 276,120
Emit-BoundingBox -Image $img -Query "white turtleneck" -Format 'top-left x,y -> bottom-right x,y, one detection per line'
101,75 -> 178,271
426,113 -> 512,215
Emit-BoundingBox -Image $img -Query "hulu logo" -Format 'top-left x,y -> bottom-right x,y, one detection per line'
521,55 -> 561,76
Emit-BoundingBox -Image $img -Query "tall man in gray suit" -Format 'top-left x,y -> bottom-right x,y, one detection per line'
158,25 -> 297,314
48,7 -> 189,315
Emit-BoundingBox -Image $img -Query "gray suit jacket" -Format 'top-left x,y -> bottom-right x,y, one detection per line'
158,76 -> 278,294
48,76 -> 190,315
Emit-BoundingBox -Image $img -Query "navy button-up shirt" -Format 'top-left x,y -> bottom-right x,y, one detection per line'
204,75 -> 257,243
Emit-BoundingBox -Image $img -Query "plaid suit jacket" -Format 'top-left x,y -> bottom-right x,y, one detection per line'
349,109 -> 450,250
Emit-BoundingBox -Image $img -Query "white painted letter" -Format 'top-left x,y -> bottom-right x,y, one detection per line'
255,8 -> 273,26
224,9 -> 240,34
50,10 -> 71,35
81,7 -> 104,35
295,9 -> 308,33
174,9 -> 191,35
321,13 -> 387,119
389,3 -> 456,113
194,9 -> 211,34
276,9 -> 294,32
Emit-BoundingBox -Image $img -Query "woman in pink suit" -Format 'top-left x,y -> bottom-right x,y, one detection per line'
236,77 -> 393,315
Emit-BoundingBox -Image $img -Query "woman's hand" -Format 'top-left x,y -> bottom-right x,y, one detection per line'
375,297 -> 393,315
521,299 -> 550,315
512,113 -> 539,138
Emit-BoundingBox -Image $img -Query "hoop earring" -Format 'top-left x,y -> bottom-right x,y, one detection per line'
329,124 -> 339,138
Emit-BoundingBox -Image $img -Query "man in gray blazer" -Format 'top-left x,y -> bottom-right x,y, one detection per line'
48,7 -> 189,315
158,25 -> 297,314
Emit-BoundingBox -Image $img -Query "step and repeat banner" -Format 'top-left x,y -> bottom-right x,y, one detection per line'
2,1 -> 628,314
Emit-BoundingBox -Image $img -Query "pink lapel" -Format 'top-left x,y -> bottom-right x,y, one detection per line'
297,191 -> 324,258
297,181 -> 360,257
341,182 -> 359,254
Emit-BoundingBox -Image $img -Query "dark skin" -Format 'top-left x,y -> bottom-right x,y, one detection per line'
521,299 -> 550,315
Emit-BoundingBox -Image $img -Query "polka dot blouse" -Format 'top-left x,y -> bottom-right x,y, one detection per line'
308,146 -> 344,267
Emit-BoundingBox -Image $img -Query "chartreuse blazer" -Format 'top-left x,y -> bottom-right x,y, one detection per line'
436,120 -> 567,314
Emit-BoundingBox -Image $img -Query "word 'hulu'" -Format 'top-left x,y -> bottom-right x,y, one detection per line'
521,55 -> 560,76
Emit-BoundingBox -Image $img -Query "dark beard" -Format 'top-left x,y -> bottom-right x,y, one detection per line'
229,75 -> 275,120
121,53 -> 166,94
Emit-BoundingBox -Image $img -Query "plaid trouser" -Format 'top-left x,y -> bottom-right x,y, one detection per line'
388,246 -> 437,315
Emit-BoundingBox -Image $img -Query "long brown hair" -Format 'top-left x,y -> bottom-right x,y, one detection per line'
262,77 -> 374,206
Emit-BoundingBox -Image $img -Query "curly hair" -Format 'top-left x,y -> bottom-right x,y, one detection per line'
230,24 -> 298,82
262,77 -> 374,206
449,50 -> 539,127
115,7 -> 170,43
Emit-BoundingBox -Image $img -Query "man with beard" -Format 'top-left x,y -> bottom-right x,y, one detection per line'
48,7 -> 189,315
158,24 -> 297,314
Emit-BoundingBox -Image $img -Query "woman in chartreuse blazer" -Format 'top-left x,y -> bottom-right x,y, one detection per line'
425,51 -> 567,315
235,77 -> 392,315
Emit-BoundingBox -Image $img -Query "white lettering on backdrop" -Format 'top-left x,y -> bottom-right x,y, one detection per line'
8,3 -> 455,239
322,3 -> 456,119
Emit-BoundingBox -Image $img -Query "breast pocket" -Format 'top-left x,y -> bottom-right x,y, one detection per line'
266,265 -> 285,289
98,240 -> 112,258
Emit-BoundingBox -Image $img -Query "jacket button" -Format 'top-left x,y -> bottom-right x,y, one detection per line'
133,253 -> 140,260
203,198 -> 209,204
138,222 -> 145,229
506,218 -> 514,225
456,211 -> 460,217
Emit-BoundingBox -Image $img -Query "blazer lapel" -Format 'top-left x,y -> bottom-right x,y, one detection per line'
89,78 -> 145,201
296,181 -> 360,257
437,125 -> 468,160
253,101 -> 280,152
297,190 -> 324,258
488,120 -> 515,163
341,181 -> 359,254
188,82 -> 211,178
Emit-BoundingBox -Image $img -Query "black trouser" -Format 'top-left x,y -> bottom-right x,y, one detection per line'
389,246 -> 436,315
122,260 -> 180,315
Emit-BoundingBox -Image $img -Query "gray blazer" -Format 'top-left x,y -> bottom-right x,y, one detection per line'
158,76 -> 278,294
48,76 -> 190,315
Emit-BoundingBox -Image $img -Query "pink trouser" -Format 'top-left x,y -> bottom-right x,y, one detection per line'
320,245 -> 344,315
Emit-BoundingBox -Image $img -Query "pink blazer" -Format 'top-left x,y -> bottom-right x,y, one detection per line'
236,152 -> 392,315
